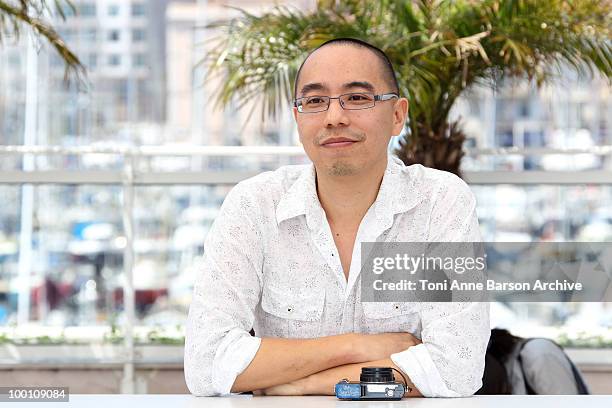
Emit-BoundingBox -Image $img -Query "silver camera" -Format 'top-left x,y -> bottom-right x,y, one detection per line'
335,367 -> 407,400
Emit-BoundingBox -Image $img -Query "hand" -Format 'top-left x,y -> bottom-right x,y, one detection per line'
354,332 -> 422,362
253,377 -> 308,396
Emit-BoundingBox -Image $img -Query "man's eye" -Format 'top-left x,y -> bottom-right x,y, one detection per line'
306,97 -> 324,104
348,94 -> 370,101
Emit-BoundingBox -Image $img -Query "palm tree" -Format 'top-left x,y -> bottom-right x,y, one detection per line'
0,0 -> 84,81
204,0 -> 611,177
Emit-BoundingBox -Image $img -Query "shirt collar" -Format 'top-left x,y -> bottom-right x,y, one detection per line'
373,155 -> 424,230
275,155 -> 423,231
275,163 -> 324,231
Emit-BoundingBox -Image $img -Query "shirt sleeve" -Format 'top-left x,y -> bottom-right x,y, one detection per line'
184,182 -> 264,396
391,173 -> 490,397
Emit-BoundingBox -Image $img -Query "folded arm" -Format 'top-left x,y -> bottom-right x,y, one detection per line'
230,334 -> 358,393
232,332 -> 422,393
256,357 -> 423,397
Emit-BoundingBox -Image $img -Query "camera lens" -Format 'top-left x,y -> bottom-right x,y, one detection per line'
360,367 -> 395,383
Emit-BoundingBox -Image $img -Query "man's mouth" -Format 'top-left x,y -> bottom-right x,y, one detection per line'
321,137 -> 359,148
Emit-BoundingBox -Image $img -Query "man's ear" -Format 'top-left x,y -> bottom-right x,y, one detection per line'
292,106 -> 304,144
392,97 -> 409,136
292,106 -> 298,122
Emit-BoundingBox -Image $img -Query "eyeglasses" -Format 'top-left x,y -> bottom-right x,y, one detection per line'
293,92 -> 399,114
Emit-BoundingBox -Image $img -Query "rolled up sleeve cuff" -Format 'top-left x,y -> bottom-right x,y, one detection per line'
212,330 -> 262,395
391,343 -> 461,398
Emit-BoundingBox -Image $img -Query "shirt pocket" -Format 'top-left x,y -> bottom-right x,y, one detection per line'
361,302 -> 421,334
260,284 -> 325,339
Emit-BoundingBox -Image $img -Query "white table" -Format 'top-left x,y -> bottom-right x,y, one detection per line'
4,394 -> 612,408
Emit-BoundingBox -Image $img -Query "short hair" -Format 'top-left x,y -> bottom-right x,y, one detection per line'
293,38 -> 400,99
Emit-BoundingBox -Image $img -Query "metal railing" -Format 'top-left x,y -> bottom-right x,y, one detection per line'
1,144 -> 612,185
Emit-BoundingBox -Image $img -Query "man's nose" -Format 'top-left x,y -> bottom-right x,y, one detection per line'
324,97 -> 350,127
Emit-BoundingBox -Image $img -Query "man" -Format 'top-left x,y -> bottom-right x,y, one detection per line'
184,38 -> 490,397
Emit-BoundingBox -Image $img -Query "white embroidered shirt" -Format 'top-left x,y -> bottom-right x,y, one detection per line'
185,155 -> 490,397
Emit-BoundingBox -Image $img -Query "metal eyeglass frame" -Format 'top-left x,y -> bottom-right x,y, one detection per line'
293,92 -> 400,113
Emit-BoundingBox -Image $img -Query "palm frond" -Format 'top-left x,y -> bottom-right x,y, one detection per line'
0,0 -> 85,84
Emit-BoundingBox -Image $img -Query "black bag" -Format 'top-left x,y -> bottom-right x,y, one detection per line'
475,352 -> 511,394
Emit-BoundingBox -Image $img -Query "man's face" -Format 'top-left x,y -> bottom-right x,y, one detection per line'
292,45 -> 408,177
